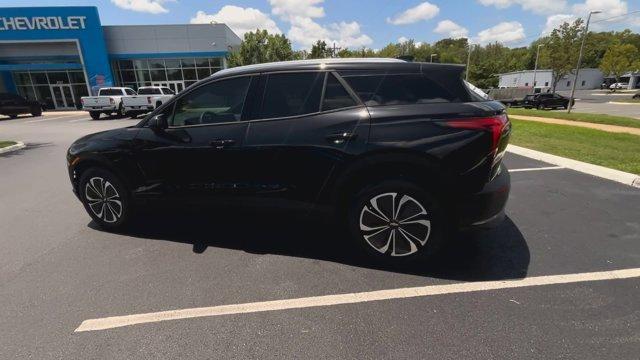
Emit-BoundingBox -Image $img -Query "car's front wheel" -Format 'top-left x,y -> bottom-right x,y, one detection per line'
79,168 -> 132,230
347,180 -> 444,263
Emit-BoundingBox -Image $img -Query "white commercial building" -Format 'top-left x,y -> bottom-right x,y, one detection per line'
498,68 -> 604,90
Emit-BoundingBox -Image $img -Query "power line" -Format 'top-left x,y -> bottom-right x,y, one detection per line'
592,10 -> 640,23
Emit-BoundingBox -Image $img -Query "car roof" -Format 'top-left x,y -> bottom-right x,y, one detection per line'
212,58 -> 464,79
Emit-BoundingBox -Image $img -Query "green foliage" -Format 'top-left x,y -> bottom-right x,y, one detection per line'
226,29 -> 294,67
599,44 -> 640,82
309,40 -> 331,59
540,19 -> 584,92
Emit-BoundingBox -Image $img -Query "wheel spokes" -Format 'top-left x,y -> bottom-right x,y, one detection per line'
85,177 -> 122,223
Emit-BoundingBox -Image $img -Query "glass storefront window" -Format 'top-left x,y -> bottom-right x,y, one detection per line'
150,69 -> 167,82
182,68 -> 197,80
17,85 -> 36,100
31,73 -> 48,85
167,69 -> 183,81
35,86 -> 54,110
135,69 -> 151,82
72,85 -> 89,109
118,60 -> 134,70
120,70 -> 136,83
14,73 -> 32,86
195,58 -> 209,68
164,59 -> 181,68
48,72 -> 69,84
181,58 -> 196,68
197,68 -> 211,80
134,59 -> 149,70
149,59 -> 165,69
69,71 -> 86,84
210,58 -> 223,68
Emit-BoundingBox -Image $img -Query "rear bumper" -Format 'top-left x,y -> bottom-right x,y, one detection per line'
456,164 -> 510,229
124,105 -> 154,112
83,106 -> 117,112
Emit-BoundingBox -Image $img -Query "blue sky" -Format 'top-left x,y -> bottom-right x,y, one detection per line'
1,0 -> 638,49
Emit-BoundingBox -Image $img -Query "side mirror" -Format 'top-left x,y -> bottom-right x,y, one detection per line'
148,114 -> 168,131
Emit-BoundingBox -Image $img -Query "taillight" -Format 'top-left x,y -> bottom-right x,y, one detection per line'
81,98 -> 84,104
110,98 -> 115,105
147,96 -> 152,104
441,114 -> 509,154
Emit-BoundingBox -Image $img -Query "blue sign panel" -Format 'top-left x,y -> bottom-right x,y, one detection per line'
0,7 -> 114,94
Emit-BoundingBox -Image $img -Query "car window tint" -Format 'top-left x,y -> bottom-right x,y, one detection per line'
340,73 -> 461,106
322,73 -> 358,111
162,88 -> 175,95
170,76 -> 251,127
100,89 -> 124,96
125,89 -> 137,95
259,72 -> 324,118
138,88 -> 161,95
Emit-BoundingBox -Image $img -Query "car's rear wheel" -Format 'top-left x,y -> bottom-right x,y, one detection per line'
89,111 -> 101,120
117,104 -> 126,118
31,105 -> 42,117
347,180 -> 444,263
79,168 -> 132,230
536,104 -> 544,110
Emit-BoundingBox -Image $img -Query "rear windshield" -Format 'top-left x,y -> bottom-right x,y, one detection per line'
99,88 -> 124,96
138,88 -> 162,95
339,71 -> 473,106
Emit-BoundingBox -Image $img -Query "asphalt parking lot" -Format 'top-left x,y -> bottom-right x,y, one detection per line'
1,112 -> 639,359
556,90 -> 640,119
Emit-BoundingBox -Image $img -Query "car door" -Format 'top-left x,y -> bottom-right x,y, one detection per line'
133,75 -> 256,199
242,71 -> 369,204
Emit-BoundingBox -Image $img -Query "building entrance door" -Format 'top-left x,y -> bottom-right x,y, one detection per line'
50,85 -> 75,110
152,81 -> 185,93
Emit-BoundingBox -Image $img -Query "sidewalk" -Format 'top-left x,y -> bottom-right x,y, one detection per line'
509,115 -> 640,136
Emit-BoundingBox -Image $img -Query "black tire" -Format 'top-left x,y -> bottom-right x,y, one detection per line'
347,179 -> 445,264
89,111 -> 101,120
536,104 -> 544,110
156,101 -> 162,109
79,167 -> 133,231
31,105 -> 42,117
9,114 -> 18,119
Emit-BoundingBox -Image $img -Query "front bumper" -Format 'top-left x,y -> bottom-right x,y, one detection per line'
455,164 -> 510,229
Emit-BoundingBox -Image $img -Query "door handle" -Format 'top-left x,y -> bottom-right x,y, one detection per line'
209,139 -> 236,149
326,132 -> 357,144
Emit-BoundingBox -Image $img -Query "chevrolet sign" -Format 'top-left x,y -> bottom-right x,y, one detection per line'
0,16 -> 87,31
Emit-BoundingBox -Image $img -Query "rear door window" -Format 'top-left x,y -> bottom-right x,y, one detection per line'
322,73 -> 358,111
258,72 -> 324,119
138,88 -> 162,95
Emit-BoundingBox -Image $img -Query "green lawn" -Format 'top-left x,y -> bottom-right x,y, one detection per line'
0,141 -> 17,149
507,108 -> 640,129
510,119 -> 640,175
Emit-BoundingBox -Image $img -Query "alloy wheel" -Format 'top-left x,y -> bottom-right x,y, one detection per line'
84,177 -> 123,223
359,192 -> 431,257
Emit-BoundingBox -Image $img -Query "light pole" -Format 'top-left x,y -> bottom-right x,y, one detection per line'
568,10 -> 601,113
532,44 -> 543,93
430,53 -> 437,63
466,44 -> 472,81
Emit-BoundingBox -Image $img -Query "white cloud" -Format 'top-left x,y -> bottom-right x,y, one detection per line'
387,2 -> 440,25
541,14 -> 577,34
269,0 -> 325,19
190,6 -> 282,37
398,36 -> 409,43
287,16 -> 372,49
478,0 -> 567,14
475,21 -> 526,45
110,0 -> 173,14
434,20 -> 469,39
572,0 -> 627,18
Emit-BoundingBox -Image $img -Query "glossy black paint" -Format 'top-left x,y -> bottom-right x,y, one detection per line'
67,60 -> 511,227
522,93 -> 574,109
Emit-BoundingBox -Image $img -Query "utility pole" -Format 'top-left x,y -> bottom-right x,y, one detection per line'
331,42 -> 342,58
465,44 -> 472,81
532,44 -> 543,93
568,10 -> 601,113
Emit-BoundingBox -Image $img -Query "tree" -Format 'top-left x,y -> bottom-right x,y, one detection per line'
541,19 -> 584,93
226,30 -> 294,67
309,40 -> 330,59
600,44 -> 640,88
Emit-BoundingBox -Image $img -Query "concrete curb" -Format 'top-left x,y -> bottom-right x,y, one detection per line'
507,144 -> 640,189
0,141 -> 26,155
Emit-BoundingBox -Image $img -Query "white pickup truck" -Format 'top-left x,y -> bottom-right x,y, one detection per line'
121,86 -> 175,118
81,87 -> 136,120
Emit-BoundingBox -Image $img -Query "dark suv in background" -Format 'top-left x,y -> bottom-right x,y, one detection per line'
67,59 -> 511,262
523,93 -> 573,110
0,93 -> 43,118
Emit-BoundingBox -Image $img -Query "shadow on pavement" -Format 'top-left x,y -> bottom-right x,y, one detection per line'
91,207 -> 529,282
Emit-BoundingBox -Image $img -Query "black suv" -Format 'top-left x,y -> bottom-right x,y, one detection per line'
0,93 -> 43,118
523,93 -> 573,110
67,59 -> 511,262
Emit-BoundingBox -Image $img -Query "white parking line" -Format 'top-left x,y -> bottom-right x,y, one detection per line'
75,267 -> 640,333
25,114 -> 80,123
509,166 -> 564,173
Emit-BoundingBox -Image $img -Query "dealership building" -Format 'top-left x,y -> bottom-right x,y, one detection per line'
0,6 -> 241,110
